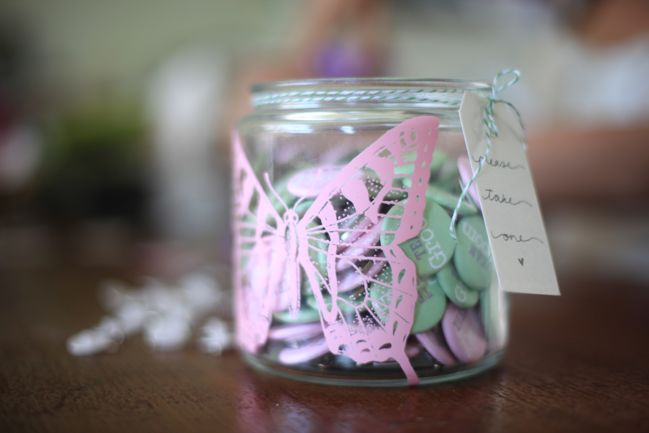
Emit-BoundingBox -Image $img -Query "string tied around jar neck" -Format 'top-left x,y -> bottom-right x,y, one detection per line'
448,68 -> 524,239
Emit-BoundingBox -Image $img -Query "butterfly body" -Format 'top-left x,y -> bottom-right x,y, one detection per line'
282,209 -> 302,313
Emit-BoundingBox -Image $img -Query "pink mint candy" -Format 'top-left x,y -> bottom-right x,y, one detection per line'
336,222 -> 382,271
337,259 -> 385,293
268,323 -> 323,341
337,217 -> 373,253
416,330 -> 457,366
286,165 -> 343,198
442,304 -> 487,364
278,338 -> 330,365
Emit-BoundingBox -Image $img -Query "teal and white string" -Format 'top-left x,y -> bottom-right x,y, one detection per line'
448,69 -> 523,239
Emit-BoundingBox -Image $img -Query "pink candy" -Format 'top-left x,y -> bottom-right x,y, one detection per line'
442,304 -> 487,364
416,330 -> 457,366
286,165 -> 344,198
278,338 -> 330,365
268,323 -> 323,341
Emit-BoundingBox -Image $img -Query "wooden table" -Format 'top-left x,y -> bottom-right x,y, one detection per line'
1,264 -> 648,433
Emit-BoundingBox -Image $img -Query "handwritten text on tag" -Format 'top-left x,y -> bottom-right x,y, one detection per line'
459,92 -> 560,296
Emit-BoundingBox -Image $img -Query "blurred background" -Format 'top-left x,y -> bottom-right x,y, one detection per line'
1,0 -> 648,285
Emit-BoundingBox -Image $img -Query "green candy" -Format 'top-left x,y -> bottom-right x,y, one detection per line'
427,184 -> 477,216
433,161 -> 461,193
273,307 -> 321,324
412,277 -> 446,332
437,264 -> 479,308
480,288 -> 493,340
429,150 -> 448,176
381,201 -> 456,276
294,199 -> 314,217
306,289 -> 364,316
366,267 -> 393,321
453,215 -> 492,290
402,150 -> 448,188
394,151 -> 416,176
363,169 -> 407,202
369,273 -> 446,333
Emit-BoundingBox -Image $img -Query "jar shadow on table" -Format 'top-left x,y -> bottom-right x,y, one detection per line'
234,359 -> 506,433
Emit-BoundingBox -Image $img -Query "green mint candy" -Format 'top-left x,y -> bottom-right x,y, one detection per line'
480,288 -> 494,342
364,170 -> 407,201
435,161 -> 460,190
294,199 -> 314,217
306,289 -> 364,316
366,267 -> 393,321
427,184 -> 477,216
402,150 -> 447,188
273,306 -> 321,324
429,150 -> 448,176
453,216 -> 492,290
411,277 -> 447,332
381,201 -> 456,276
437,264 -> 479,308
369,271 -> 446,333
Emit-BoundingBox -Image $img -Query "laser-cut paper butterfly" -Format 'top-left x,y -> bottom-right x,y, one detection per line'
232,116 -> 439,385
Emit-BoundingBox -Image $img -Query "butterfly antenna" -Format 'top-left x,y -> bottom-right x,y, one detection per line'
263,172 -> 288,212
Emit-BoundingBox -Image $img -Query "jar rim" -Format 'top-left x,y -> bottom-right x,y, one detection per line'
252,77 -> 490,93
251,77 -> 491,108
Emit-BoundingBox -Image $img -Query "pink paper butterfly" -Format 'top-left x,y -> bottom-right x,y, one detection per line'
232,116 -> 439,385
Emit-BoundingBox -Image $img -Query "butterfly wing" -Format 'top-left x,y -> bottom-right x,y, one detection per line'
296,116 -> 440,384
232,132 -> 287,353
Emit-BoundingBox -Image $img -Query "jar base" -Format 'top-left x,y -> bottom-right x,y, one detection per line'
242,350 -> 504,387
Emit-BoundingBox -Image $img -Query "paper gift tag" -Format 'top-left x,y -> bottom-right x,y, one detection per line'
459,92 -> 560,296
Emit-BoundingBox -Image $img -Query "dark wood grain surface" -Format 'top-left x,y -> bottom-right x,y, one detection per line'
1,263 -> 648,433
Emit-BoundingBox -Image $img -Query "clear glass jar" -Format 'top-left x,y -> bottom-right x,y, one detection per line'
232,78 -> 509,386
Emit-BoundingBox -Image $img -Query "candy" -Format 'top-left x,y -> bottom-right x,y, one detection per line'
437,264 -> 480,308
287,165 -> 343,198
416,330 -> 457,366
336,259 -> 384,292
336,223 -> 382,271
337,216 -> 373,249
442,304 -> 487,364
252,150 -> 497,376
369,275 -> 446,333
411,278 -> 447,333
401,149 -> 448,186
454,216 -> 492,290
306,289 -> 364,316
426,184 -> 478,216
457,155 -> 481,208
278,338 -> 330,365
268,323 -> 323,341
273,307 -> 321,324
381,201 -> 456,276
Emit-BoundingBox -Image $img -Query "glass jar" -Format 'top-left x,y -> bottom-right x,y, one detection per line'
232,78 -> 509,386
